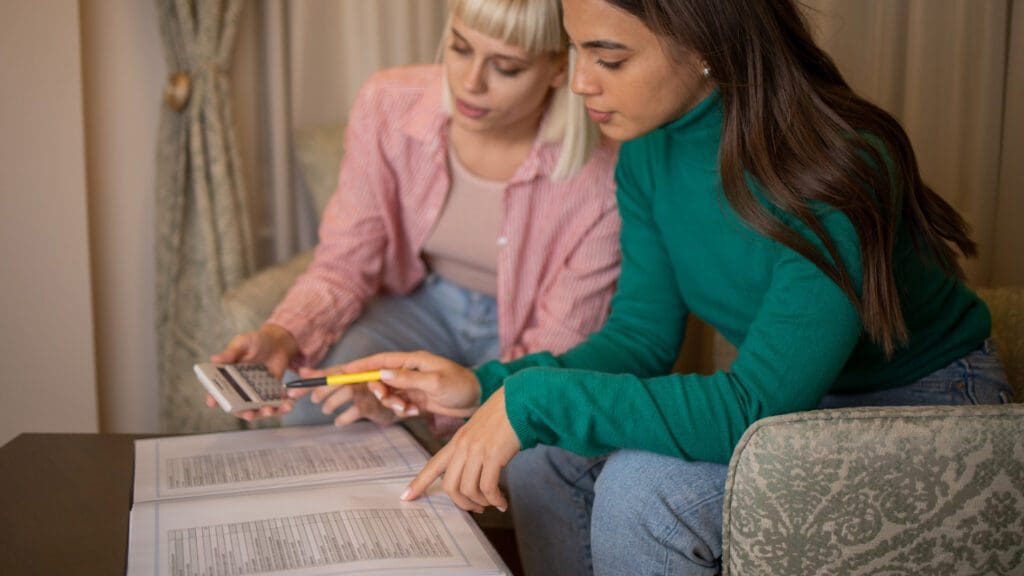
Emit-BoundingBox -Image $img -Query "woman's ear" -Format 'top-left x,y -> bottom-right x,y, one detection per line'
549,53 -> 569,88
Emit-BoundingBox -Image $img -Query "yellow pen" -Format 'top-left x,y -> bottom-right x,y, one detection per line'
285,370 -> 383,388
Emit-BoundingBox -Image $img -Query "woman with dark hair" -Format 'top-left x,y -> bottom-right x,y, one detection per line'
341,0 -> 1013,573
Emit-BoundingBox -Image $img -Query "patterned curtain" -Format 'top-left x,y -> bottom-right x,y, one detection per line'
155,0 -> 255,433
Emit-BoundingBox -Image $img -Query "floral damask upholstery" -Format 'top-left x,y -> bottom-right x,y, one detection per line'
722,404 -> 1024,575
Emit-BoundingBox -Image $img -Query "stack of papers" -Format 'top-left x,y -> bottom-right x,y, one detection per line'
127,423 -> 508,575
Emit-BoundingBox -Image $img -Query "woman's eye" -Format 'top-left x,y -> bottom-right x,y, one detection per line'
494,65 -> 524,78
450,43 -> 470,55
597,59 -> 623,71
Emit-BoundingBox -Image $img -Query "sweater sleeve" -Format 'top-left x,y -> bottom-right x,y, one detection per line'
476,141 -> 688,399
502,206 -> 865,463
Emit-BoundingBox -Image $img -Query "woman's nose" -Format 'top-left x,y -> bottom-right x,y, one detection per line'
463,59 -> 487,93
571,59 -> 599,96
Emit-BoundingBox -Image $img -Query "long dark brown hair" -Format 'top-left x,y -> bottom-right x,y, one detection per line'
605,0 -> 976,355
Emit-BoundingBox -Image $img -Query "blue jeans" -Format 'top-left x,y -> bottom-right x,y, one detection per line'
281,275 -> 500,426
506,340 -> 1014,576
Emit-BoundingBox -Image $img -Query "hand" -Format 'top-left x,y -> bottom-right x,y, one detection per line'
291,365 -> 401,427
204,323 -> 299,421
400,388 -> 520,513
340,351 -> 483,418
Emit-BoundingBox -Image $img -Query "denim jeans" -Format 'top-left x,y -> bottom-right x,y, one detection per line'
506,340 -> 1014,576
282,274 -> 500,426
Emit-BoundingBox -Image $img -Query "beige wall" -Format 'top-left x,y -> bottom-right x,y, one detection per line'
992,3 -> 1024,286
79,0 -> 164,433
0,0 -> 99,445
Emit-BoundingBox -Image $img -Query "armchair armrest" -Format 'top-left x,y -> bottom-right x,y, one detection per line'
722,404 -> 1024,575
220,251 -> 314,337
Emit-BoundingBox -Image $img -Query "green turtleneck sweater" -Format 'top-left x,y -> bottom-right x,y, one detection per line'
477,91 -> 990,464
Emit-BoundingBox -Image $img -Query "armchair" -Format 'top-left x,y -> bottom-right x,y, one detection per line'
220,125 -> 344,338
721,286 -> 1024,575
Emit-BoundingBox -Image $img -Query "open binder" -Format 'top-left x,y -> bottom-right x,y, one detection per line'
127,422 -> 509,575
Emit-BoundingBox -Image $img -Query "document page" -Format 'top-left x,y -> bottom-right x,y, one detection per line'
134,423 -> 429,503
127,479 -> 507,576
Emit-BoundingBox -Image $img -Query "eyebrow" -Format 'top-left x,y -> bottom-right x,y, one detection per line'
450,27 -> 531,65
580,39 -> 632,51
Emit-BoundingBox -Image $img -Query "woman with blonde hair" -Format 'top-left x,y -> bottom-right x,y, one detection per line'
208,0 -> 620,428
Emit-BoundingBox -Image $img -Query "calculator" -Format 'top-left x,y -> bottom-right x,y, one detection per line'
194,362 -> 286,413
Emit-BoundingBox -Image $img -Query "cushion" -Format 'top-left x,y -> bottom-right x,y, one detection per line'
976,286 -> 1024,402
220,252 -> 315,336
293,124 -> 346,221
722,404 -> 1024,575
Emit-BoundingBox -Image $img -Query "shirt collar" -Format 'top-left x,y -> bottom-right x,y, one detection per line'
661,88 -> 723,142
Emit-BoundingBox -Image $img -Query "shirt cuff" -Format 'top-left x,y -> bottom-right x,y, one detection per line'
473,360 -> 511,403
503,372 -> 542,451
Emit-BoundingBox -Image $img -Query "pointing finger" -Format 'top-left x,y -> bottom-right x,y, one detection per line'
402,446 -> 453,502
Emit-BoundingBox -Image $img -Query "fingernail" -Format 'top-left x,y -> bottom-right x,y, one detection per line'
400,488 -> 411,501
379,369 -> 396,382
497,505 -> 507,513
406,406 -> 419,416
372,388 -> 384,401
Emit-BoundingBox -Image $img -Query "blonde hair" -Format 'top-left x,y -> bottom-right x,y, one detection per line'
442,0 -> 599,180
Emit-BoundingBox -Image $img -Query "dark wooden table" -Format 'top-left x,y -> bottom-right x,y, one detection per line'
0,433 -> 141,575
0,432 -> 522,575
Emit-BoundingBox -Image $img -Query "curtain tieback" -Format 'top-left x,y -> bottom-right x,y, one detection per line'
163,64 -> 227,112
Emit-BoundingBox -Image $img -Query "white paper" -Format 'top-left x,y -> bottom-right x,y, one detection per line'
127,424 -> 507,576
133,423 -> 429,503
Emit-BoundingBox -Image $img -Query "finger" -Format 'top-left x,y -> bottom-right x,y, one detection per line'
318,386 -> 355,414
480,462 -> 508,512
359,401 -> 398,425
298,366 -> 326,378
459,454 -> 490,510
333,404 -> 363,427
341,351 -> 443,375
266,355 -> 290,380
211,335 -> 248,363
367,381 -> 388,401
205,394 -> 217,408
235,409 -> 258,422
352,388 -> 396,424
442,449 -> 482,513
286,387 -> 312,399
312,381 -> 354,404
379,367 -> 442,395
235,334 -> 263,362
402,446 -> 453,502
276,399 -> 294,415
384,397 -> 407,415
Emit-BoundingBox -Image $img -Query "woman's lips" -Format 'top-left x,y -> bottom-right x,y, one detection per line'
455,98 -> 489,119
586,107 -> 613,124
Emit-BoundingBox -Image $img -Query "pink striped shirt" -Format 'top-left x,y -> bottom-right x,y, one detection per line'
269,65 -> 621,366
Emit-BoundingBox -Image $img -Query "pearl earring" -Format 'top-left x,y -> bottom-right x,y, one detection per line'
701,63 -> 711,78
